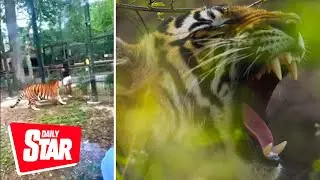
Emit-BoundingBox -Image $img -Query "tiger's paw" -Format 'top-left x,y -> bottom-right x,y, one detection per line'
57,96 -> 67,105
58,100 -> 67,105
30,105 -> 40,111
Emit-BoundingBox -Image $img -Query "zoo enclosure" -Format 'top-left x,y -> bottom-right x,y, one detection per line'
0,33 -> 114,101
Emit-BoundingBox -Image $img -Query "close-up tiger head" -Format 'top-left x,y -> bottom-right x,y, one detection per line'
116,3 -> 306,180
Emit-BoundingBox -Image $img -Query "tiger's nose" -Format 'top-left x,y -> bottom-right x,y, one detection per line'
272,13 -> 302,45
283,13 -> 305,58
284,13 -> 301,24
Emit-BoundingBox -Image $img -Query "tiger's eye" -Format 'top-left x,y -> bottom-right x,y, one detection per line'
222,7 -> 230,14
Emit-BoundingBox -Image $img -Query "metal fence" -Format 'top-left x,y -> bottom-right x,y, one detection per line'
48,60 -> 114,102
0,60 -> 114,103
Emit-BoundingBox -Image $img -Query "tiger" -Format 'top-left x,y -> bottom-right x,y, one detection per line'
116,3 -> 306,180
10,78 -> 67,111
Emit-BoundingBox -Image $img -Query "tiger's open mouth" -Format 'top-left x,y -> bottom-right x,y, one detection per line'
236,24 -> 305,164
239,53 -> 303,166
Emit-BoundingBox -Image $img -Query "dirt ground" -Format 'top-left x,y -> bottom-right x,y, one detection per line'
0,90 -> 114,180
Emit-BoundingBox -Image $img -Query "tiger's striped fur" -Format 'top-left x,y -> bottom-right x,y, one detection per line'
116,4 -> 305,180
10,79 -> 66,110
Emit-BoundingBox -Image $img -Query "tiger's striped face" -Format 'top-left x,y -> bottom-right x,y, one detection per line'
157,4 -> 305,160
50,79 -> 62,87
58,79 -> 62,87
160,5 -> 305,79
116,4 -> 306,180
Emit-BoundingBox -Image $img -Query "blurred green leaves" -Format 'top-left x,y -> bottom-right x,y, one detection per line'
313,159 -> 320,172
151,2 -> 165,7
157,12 -> 164,20
284,1 -> 320,68
151,1 -> 166,20
91,0 -> 114,34
116,77 -> 253,179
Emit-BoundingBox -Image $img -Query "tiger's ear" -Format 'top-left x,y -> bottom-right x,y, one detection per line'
116,38 -> 134,65
52,77 -> 61,81
116,37 -> 138,95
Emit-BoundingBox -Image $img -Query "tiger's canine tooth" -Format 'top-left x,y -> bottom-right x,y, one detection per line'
298,33 -> 305,51
284,53 -> 292,64
256,73 -> 262,79
288,62 -> 298,80
280,53 -> 293,65
263,143 -> 273,157
271,58 -> 282,80
271,141 -> 287,155
266,64 -> 272,73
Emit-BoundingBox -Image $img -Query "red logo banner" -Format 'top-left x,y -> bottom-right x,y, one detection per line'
8,122 -> 81,175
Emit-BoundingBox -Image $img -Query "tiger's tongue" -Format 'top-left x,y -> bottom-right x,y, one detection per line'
242,103 -> 273,155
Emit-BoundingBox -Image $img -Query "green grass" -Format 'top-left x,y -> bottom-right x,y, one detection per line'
0,124 -> 15,173
39,102 -> 87,126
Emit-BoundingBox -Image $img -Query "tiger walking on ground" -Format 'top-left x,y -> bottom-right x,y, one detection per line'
10,79 -> 67,111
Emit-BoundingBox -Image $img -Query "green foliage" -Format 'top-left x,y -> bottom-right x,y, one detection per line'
116,167 -> 124,180
36,0 -> 66,25
2,0 -> 114,65
0,125 -> 15,172
15,0 -> 66,29
17,0 -> 113,46
284,1 -> 320,68
116,79 -> 247,179
313,159 -> 320,172
91,0 -> 114,35
157,12 -> 164,20
63,0 -> 87,43
40,28 -> 63,46
48,0 -> 115,44
151,2 -> 165,7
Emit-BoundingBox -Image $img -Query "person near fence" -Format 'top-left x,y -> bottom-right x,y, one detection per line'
62,61 -> 72,99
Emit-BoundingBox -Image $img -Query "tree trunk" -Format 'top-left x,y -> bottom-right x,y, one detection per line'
1,8 -> 14,97
4,0 -> 25,88
24,36 -> 34,83
27,0 -> 45,83
0,22 -> 4,56
24,24 -> 34,83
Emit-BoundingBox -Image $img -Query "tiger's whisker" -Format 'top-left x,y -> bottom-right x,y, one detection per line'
186,47 -> 250,77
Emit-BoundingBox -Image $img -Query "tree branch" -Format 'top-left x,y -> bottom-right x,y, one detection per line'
170,0 -> 175,10
248,0 -> 267,7
135,11 -> 149,34
148,0 -> 154,6
116,3 -> 194,13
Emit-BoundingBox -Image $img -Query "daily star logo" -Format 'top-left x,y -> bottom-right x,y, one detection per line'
23,130 -> 72,162
8,122 -> 81,176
